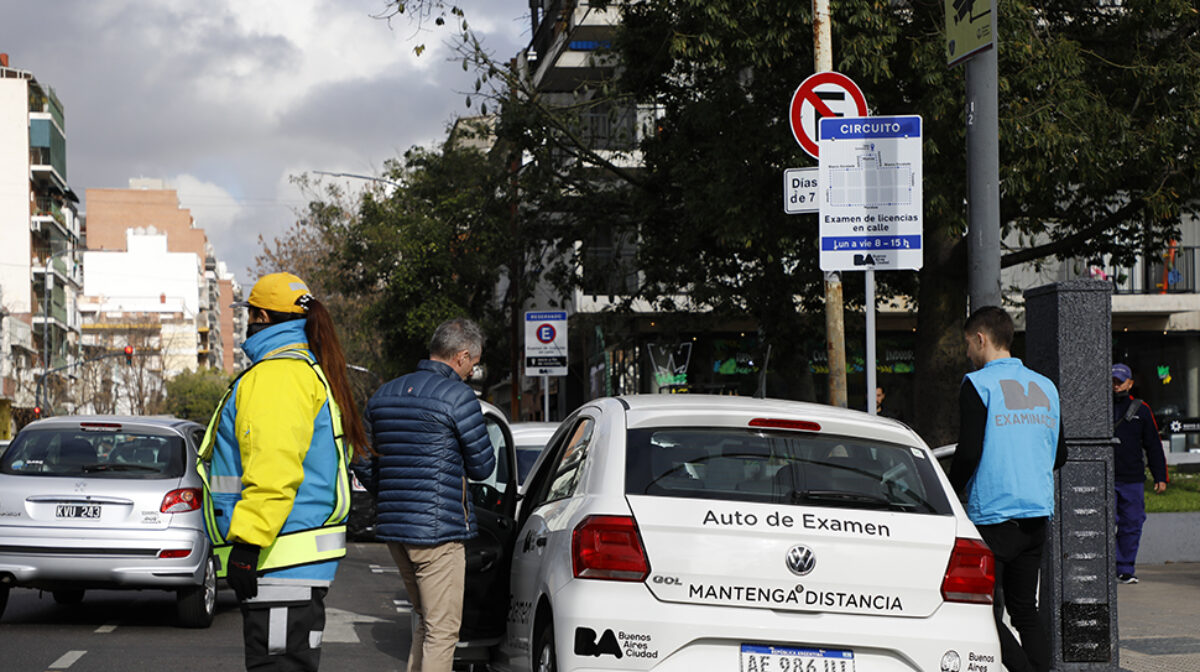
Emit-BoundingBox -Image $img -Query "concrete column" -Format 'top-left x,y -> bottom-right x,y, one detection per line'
1024,280 -> 1118,671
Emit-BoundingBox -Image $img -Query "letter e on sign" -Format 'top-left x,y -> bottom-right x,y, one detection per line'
536,324 -> 556,344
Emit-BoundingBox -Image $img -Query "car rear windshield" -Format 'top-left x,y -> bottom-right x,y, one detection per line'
0,429 -> 186,479
625,427 -> 953,515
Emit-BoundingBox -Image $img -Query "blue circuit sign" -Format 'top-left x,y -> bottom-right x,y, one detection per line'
818,115 -> 924,272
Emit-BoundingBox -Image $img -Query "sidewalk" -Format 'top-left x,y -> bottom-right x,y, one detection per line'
1117,562 -> 1200,671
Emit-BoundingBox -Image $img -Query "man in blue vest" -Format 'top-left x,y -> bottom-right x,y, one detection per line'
951,306 -> 1067,672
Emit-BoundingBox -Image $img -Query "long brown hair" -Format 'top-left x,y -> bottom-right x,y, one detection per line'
303,299 -> 370,458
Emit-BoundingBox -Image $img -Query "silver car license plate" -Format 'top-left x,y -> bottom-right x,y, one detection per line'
56,504 -> 101,519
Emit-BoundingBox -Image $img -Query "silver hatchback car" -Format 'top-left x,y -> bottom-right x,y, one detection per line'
0,416 -> 217,627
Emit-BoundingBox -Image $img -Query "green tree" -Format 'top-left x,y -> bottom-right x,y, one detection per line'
373,1 -> 1199,443
607,0 -> 1198,443
165,368 -> 232,424
309,142 -> 531,388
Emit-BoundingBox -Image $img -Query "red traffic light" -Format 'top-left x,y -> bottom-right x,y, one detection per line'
33,406 -> 42,417
123,346 -> 134,366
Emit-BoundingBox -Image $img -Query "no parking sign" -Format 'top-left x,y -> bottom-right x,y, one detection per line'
525,311 -> 568,376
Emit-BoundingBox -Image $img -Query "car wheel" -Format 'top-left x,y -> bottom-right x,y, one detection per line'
52,589 -> 85,605
535,619 -> 557,672
176,554 -> 217,628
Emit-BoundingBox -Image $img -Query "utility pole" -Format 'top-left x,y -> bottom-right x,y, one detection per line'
966,45 -> 1001,313
814,0 -> 848,408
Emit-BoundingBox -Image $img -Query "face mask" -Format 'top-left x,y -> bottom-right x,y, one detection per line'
247,322 -> 271,338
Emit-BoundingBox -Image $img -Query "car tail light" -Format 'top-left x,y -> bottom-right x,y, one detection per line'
80,422 -> 122,432
748,418 -> 821,432
572,515 -> 650,581
161,488 -> 202,513
158,549 -> 191,559
942,537 -> 995,604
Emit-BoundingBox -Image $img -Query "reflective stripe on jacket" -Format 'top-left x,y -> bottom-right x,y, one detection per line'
198,319 -> 351,582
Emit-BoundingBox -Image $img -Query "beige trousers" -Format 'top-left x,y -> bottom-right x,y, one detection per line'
388,541 -> 466,672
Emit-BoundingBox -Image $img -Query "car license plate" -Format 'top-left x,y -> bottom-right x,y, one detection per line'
740,644 -> 855,672
56,504 -> 101,519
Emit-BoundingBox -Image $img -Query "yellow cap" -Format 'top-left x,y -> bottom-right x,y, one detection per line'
234,272 -> 313,314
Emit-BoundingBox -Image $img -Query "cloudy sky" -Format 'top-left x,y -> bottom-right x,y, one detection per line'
6,0 -> 528,286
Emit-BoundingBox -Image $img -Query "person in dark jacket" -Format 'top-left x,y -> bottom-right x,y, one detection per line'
1111,363 -> 1168,584
365,317 -> 495,672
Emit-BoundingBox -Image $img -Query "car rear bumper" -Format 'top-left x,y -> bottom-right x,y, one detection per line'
548,581 -> 1000,672
0,525 -> 210,590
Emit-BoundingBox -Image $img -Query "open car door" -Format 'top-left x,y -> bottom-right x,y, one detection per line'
458,402 -> 521,655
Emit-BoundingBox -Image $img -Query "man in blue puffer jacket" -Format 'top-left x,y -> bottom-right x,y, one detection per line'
366,317 -> 495,672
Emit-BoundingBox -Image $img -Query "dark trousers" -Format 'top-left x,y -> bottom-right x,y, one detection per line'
1114,480 -> 1147,575
241,587 -> 328,671
977,517 -> 1050,672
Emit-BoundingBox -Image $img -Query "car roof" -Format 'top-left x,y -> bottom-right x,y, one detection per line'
19,415 -> 202,434
607,394 -> 925,447
510,422 -> 558,445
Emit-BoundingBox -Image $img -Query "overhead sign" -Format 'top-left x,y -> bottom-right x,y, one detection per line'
524,311 -> 568,376
945,0 -> 996,66
789,72 -> 869,159
783,167 -> 819,214
818,115 -> 923,272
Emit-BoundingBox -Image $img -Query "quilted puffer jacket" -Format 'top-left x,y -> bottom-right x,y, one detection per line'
366,359 -> 496,545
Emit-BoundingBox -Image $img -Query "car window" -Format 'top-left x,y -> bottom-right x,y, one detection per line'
624,427 -> 952,515
0,429 -> 186,479
542,418 -> 596,503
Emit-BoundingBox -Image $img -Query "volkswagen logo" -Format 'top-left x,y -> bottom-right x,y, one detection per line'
785,544 -> 816,576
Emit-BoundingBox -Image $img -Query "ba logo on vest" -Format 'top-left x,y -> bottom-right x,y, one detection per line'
853,253 -> 890,266
994,379 -> 1056,428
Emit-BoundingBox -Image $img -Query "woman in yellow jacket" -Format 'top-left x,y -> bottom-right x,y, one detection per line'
201,272 -> 368,671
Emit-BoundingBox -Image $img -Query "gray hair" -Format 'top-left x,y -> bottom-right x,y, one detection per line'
429,317 -> 483,360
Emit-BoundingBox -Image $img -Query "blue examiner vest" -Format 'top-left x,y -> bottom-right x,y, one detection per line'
963,358 -> 1061,525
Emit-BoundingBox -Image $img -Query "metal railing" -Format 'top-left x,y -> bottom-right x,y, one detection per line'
1065,245 -> 1200,295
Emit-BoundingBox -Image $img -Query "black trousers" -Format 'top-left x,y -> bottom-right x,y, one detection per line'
240,587 -> 328,671
977,517 -> 1050,672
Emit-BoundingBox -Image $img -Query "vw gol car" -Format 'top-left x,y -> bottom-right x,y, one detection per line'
0,416 -> 218,627
474,395 -> 999,672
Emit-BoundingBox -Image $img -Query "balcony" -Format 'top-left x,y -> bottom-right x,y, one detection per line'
530,0 -> 621,91
1060,245 -> 1200,326
29,145 -> 69,193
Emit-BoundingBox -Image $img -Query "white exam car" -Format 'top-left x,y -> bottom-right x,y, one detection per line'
470,395 -> 999,672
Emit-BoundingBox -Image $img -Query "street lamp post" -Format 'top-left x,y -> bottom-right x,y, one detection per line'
312,170 -> 402,189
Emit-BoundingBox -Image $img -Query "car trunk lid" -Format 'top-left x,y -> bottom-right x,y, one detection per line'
629,496 -> 957,618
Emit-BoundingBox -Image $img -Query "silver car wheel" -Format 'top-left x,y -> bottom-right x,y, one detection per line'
202,555 -> 217,616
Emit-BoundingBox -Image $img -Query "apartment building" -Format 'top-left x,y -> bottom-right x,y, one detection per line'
84,179 -> 243,377
0,54 -> 82,436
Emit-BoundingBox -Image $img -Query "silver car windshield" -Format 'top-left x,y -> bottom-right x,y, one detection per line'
1,429 -> 185,479
625,428 -> 952,515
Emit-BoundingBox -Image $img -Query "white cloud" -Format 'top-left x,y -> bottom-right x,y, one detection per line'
7,0 -> 527,285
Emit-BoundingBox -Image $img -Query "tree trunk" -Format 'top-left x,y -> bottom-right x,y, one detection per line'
912,231 -> 968,448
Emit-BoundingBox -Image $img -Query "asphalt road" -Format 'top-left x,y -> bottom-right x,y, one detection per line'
0,542 -> 412,671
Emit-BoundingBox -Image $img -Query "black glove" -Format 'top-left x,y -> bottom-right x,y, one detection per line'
226,542 -> 261,601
